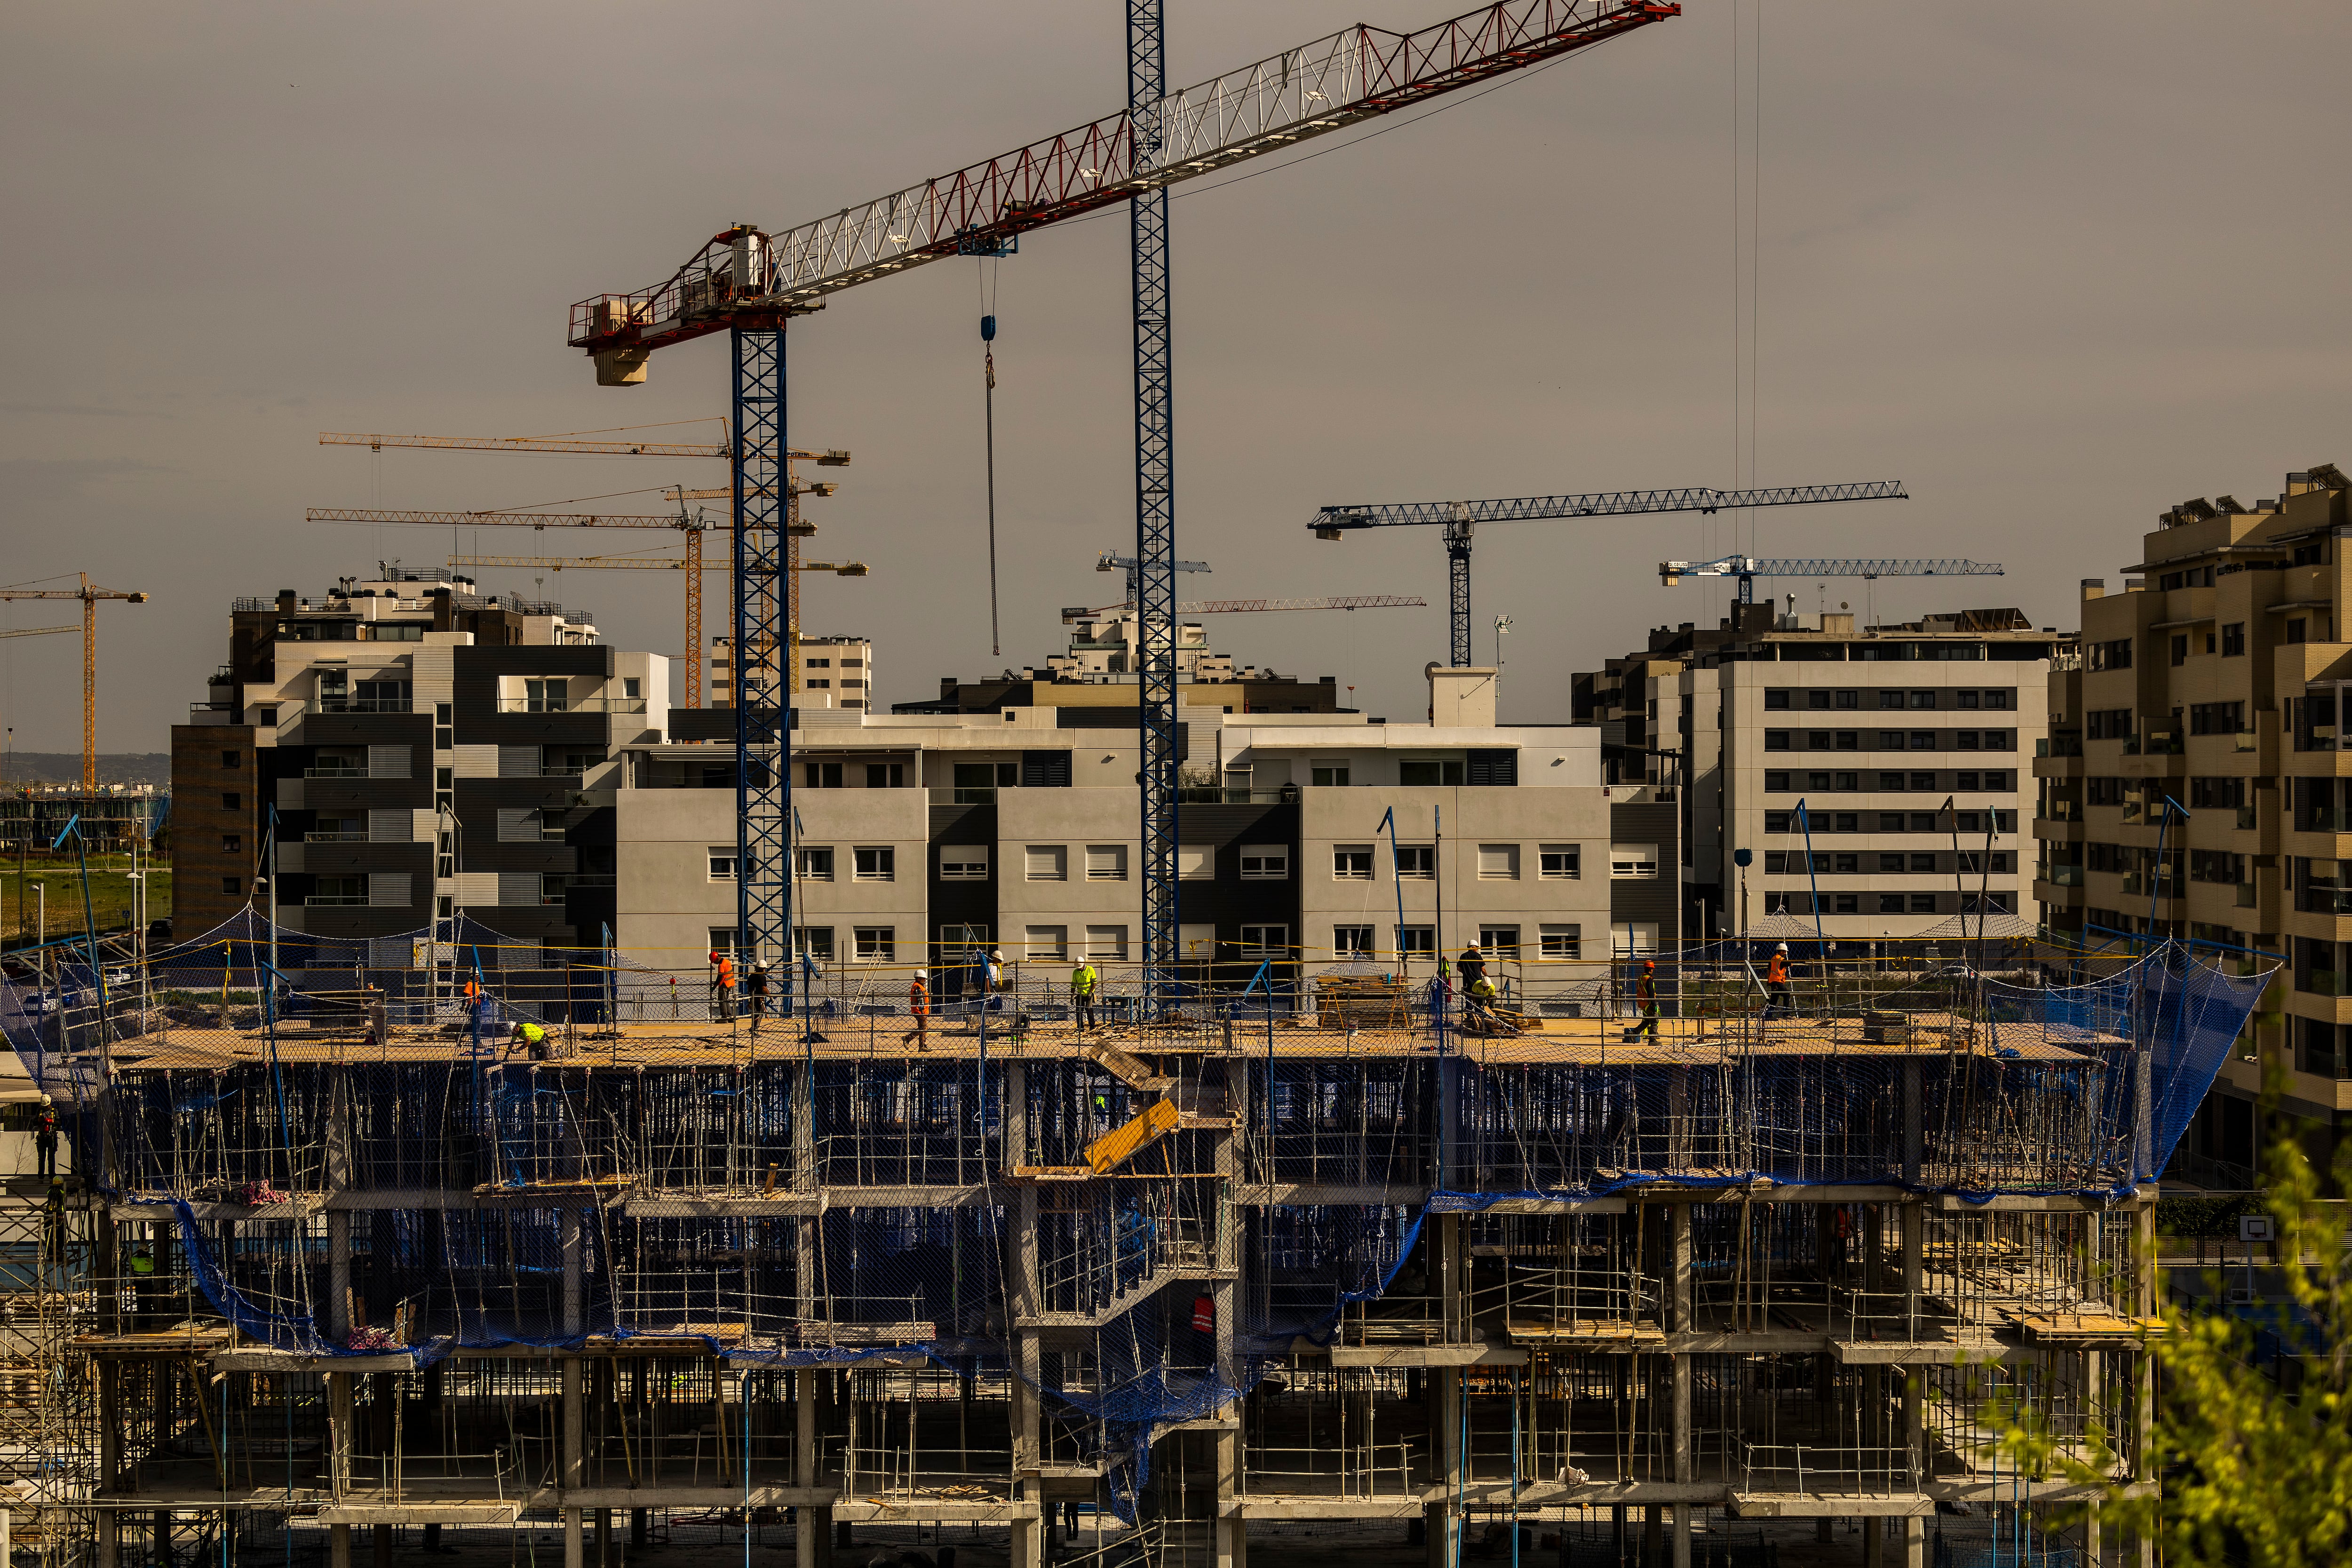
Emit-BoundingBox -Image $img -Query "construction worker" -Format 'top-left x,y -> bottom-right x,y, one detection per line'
461,976 -> 482,1022
1622,959 -> 1660,1041
32,1093 -> 57,1178
1457,941 -> 1486,991
747,961 -> 771,1019
1466,972 -> 1502,1027
711,949 -> 736,1021
128,1242 -> 157,1329
908,970 -> 930,1049
985,949 -> 1006,1011
1071,958 -> 1099,1032
510,1019 -> 550,1060
1763,942 -> 1793,1021
42,1176 -> 64,1268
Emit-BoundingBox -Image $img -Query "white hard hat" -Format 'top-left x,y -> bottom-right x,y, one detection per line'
914,969 -> 928,979
39,1093 -> 52,1106
1775,942 -> 1788,952
1466,942 -> 1481,952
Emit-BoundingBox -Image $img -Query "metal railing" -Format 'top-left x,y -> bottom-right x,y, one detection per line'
495,696 -> 643,714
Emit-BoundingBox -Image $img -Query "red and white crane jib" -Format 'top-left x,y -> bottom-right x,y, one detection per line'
567,0 -> 1677,377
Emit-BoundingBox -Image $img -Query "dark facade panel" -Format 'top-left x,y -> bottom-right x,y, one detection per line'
1177,803 -> 1300,938
1609,802 -> 1681,932
299,844 -> 434,878
305,780 -> 431,814
302,714 -> 430,750
169,724 -> 261,935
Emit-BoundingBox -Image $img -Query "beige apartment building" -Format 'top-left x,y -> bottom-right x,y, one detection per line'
2034,462 -> 2348,1177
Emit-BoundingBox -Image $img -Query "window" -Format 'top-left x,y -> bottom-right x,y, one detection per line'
1611,922 -> 1659,957
805,658 -> 831,669
220,833 -> 242,853
623,677 -> 641,699
2189,701 -> 2245,735
222,876 -> 242,896
1086,925 -> 1129,961
1878,893 -> 1905,914
1878,731 -> 1907,750
1910,731 -> 1935,751
1398,758 -> 1464,786
522,677 -> 567,713
795,846 -> 834,880
1765,812 -> 1792,833
1085,844 -> 1128,881
853,846 -> 896,881
1878,772 -> 1906,790
1984,770 -> 2009,789
222,750 -> 242,768
2221,622 -> 2246,657
1765,771 -> 1791,792
1539,924 -> 1581,960
1024,926 -> 1068,961
2090,638 -> 2133,671
1958,689 -> 1980,710
853,927 -> 896,962
1876,691 -> 1905,710
1478,926 -> 1520,955
1611,844 -> 1658,879
2086,709 -> 2133,740
1333,845 -> 1374,880
865,762 -> 905,788
1910,772 -> 1934,790
938,845 -> 988,881
1394,926 -> 1435,956
2170,634 -> 2189,667
1956,771 -> 1980,792
1910,853 -> 1937,873
1239,924 -> 1289,957
1764,852 -> 1789,874
1476,844 -> 1519,880
707,846 -> 736,881
1983,689 -> 2012,710
1983,730 -> 2012,751
1765,730 -> 1792,751
1765,689 -> 1792,709
1910,691 -> 1936,709
1334,924 -> 1375,956
1807,690 -> 1832,710
1178,845 -> 1213,880
1835,852 -> 1860,874
1909,893 -> 1937,914
1311,760 -> 1351,787
1394,845 -> 1434,879
1240,844 -> 1289,879
794,926 -> 834,962
1539,844 -> 1581,879
1878,852 -> 1906,873
1956,730 -> 1980,751
1024,845 -> 1067,882
1467,749 -> 1518,786
804,762 -> 843,788
1835,690 -> 1859,709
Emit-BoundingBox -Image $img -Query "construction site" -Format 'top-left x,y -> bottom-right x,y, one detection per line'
0,911 -> 2263,1568
0,3 -> 2311,1568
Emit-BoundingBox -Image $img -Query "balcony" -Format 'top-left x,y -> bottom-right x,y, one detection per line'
2301,809 -> 2352,833
2123,734 -> 2183,756
302,764 -> 370,779
2039,801 -> 2082,823
308,698 -> 412,714
2298,887 -> 2352,916
2044,865 -> 2085,888
2121,873 -> 2180,901
304,831 -> 369,843
304,894 -> 370,907
496,696 -> 644,714
2304,971 -> 2343,998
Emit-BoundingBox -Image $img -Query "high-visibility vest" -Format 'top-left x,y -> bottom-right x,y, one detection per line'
716,959 -> 734,987
516,1023 -> 547,1047
1072,966 -> 1097,996
909,981 -> 929,1015
130,1253 -> 155,1276
1766,954 -> 1788,984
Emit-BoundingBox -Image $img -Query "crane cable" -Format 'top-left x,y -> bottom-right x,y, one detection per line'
980,261 -> 1002,657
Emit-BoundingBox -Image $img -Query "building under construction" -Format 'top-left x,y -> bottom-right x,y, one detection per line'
0,917 -> 2263,1568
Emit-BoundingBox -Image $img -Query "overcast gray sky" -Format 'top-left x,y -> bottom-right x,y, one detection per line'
4,1 -> 2347,753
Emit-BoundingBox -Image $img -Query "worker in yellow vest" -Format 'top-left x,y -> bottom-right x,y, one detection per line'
1071,960 -> 1099,1032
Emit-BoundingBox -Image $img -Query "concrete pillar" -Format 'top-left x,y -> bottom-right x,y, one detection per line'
328,1210 -> 352,1344
1902,1516 -> 1925,1568
1670,1205 -> 1692,1568
1863,1510 -> 1884,1568
1429,1366 -> 1461,1568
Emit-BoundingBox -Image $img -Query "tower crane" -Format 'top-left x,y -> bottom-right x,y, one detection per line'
562,0 -> 1684,986
1658,553 -> 2002,604
317,431 -> 848,705
1310,479 -> 1907,666
447,553 -> 868,577
0,576 -> 149,789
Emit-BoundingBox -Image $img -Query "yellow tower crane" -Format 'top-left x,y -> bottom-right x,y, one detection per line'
318,428 -> 849,703
0,577 -> 150,788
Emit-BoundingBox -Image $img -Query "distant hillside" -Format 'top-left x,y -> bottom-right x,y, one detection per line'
1,752 -> 172,787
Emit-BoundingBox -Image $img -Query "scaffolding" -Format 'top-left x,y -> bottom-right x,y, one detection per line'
0,908 -> 2266,1568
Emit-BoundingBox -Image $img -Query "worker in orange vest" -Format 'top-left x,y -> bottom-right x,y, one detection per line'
908,969 -> 930,1050
711,950 -> 736,1021
1762,942 -> 1793,1021
1621,959 -> 1659,1041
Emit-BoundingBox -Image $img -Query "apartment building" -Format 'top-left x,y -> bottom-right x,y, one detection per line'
896,607 -> 1351,717
608,662 -> 1628,1001
1576,604 -> 2064,942
173,567 -> 663,955
710,632 -> 873,709
2034,462 -> 2350,1173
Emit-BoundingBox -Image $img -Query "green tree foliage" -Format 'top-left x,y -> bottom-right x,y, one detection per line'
1995,1132 -> 2350,1566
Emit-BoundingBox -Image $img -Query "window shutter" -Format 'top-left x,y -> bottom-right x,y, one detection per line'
499,746 -> 541,779
366,744 -> 411,780
367,810 -> 412,844
496,808 -> 539,843
1021,750 -> 1072,788
1467,748 -> 1517,786
497,872 -> 541,907
367,872 -> 411,908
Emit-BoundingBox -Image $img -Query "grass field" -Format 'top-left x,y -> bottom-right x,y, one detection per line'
0,856 -> 171,947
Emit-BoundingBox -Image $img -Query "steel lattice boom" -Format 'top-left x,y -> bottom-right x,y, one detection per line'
1660,552 -> 2000,605
566,2 -> 1678,372
1311,479 -> 1907,664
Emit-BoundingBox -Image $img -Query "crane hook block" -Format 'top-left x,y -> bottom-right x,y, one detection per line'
980,314 -> 996,342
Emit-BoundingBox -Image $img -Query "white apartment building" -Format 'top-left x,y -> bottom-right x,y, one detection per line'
711,633 -> 874,709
